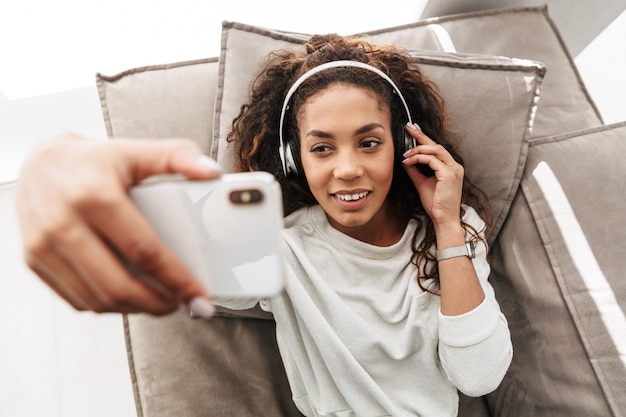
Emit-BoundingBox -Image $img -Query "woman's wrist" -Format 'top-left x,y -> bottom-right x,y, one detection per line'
434,221 -> 466,249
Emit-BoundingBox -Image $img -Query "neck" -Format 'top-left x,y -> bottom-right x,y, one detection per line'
328,206 -> 408,247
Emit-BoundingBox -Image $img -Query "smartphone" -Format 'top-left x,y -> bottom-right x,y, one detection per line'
128,171 -> 284,298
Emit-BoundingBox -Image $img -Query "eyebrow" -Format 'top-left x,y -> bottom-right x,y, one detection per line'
305,123 -> 385,139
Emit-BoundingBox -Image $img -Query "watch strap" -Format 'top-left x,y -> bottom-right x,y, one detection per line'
436,241 -> 475,261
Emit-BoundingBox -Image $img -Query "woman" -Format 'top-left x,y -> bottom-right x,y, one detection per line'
218,34 -> 512,416
16,34 -> 511,417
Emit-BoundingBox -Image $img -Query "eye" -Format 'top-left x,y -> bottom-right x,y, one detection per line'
310,143 -> 333,154
359,139 -> 383,149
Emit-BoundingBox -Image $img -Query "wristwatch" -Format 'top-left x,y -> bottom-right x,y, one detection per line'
436,241 -> 475,261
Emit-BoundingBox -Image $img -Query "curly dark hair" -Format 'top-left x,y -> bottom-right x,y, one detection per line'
227,34 -> 492,291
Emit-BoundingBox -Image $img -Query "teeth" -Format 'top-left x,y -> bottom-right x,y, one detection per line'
336,192 -> 368,201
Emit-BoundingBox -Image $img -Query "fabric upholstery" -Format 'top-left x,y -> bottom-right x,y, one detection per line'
362,5 -> 604,138
487,122 -> 626,416
97,58 -> 219,154
124,312 -> 301,417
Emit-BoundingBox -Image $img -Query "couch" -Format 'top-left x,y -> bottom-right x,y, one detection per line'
96,5 -> 626,416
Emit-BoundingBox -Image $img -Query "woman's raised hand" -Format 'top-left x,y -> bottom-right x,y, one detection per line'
401,123 -> 464,230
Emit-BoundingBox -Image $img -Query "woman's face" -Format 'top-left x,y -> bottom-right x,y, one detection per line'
298,83 -> 400,244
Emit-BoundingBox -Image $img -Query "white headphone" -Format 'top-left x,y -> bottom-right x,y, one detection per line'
278,60 -> 416,177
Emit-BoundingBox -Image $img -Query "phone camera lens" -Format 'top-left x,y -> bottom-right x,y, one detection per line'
230,189 -> 263,205
240,191 -> 252,203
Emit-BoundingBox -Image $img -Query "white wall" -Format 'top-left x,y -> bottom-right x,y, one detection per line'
575,9 -> 626,124
0,183 -> 136,416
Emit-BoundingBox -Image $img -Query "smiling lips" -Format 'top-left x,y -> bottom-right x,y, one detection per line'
334,191 -> 370,201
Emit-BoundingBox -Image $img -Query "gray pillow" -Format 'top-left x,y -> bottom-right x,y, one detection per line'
96,57 -> 219,153
487,121 -> 626,416
363,5 -> 603,139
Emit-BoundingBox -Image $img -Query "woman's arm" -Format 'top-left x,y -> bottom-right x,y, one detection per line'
434,222 -> 485,315
402,123 -> 485,315
402,124 -> 512,395
436,220 -> 512,396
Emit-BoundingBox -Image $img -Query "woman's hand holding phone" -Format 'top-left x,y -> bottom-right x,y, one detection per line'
129,172 -> 285,301
16,133 -> 221,317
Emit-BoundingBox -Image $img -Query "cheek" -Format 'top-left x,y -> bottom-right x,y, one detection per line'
376,162 -> 395,189
374,162 -> 397,200
301,157 -> 326,191
371,148 -> 396,181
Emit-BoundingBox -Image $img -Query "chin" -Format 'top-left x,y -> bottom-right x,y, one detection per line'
328,212 -> 372,230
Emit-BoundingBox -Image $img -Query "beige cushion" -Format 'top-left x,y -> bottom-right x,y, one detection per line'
363,5 -> 603,139
124,312 -> 301,417
487,121 -> 626,416
96,58 -> 219,154
214,21 -> 546,246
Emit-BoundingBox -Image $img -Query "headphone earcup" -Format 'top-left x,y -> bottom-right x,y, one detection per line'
395,126 -> 416,163
283,140 -> 299,176
399,126 -> 434,177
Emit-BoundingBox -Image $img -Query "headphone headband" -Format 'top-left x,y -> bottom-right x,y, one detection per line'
278,60 -> 414,176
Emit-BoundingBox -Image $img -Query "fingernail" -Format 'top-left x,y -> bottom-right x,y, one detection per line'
406,122 -> 421,131
188,296 -> 215,319
196,155 -> 222,173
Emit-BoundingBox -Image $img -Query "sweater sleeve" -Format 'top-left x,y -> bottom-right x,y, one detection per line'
437,207 -> 513,397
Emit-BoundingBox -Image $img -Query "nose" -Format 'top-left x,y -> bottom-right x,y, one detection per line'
333,149 -> 364,180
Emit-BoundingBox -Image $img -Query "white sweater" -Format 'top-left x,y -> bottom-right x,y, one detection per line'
222,204 -> 512,417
